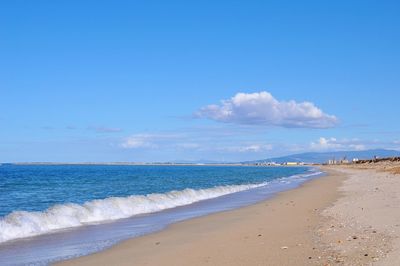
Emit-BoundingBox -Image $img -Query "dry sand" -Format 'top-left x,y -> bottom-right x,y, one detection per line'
57,163 -> 400,266
317,164 -> 400,265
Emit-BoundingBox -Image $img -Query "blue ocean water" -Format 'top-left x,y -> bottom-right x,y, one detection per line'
0,164 -> 308,217
0,164 -> 322,265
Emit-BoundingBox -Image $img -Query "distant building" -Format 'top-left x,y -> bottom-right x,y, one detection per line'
285,162 -> 299,166
254,161 -> 281,166
327,157 -> 350,164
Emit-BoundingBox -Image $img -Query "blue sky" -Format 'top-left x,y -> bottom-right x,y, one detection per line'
1,0 -> 399,162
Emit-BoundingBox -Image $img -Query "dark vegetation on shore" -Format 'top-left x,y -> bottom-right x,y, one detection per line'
355,156 -> 400,164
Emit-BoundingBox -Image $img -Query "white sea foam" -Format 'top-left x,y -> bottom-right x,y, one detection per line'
0,182 -> 268,243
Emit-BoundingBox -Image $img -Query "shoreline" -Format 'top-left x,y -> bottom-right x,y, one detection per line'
57,168 -> 345,266
50,163 -> 400,265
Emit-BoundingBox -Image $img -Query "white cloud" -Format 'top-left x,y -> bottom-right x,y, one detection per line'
195,91 -> 338,128
120,134 -> 158,149
239,144 -> 273,152
218,144 -> 273,153
310,137 -> 366,151
310,137 -> 341,150
120,133 -> 186,149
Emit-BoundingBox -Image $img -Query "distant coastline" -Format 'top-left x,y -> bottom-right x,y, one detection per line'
3,148 -> 399,167
4,162 -> 312,167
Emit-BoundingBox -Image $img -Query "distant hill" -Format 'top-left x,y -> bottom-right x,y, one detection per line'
245,149 -> 400,164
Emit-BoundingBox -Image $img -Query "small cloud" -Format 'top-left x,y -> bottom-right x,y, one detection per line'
195,91 -> 338,128
310,137 -> 366,151
120,133 -> 182,149
310,137 -> 340,150
219,143 -> 273,153
121,134 -> 157,149
238,144 -> 273,152
88,126 -> 122,133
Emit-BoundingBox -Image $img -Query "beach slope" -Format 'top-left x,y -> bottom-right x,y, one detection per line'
58,169 -> 344,266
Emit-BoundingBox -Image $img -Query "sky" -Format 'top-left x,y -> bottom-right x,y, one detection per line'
1,0 -> 400,162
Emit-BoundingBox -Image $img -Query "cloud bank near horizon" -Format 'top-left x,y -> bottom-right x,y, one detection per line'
195,91 -> 338,128
119,129 -> 392,157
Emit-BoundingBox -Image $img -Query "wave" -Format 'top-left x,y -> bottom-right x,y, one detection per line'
0,182 -> 268,243
0,170 -> 323,244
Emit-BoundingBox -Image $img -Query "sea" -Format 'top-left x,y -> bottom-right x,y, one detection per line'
0,164 -> 323,265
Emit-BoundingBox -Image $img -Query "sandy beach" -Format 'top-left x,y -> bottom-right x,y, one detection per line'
57,163 -> 400,266
317,162 -> 400,265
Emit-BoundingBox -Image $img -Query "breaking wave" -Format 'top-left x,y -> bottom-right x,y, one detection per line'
0,182 -> 268,243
